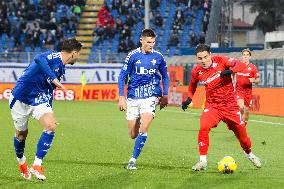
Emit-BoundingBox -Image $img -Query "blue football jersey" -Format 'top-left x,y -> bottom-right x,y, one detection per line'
12,50 -> 65,106
118,48 -> 169,99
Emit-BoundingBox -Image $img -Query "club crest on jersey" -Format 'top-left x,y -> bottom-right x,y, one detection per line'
248,67 -> 251,70
151,59 -> 156,65
198,71 -> 203,75
212,63 -> 217,68
54,68 -> 59,72
135,60 -> 141,64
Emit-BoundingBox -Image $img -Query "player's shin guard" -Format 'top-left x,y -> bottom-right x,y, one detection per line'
132,132 -> 147,159
198,130 -> 209,155
14,136 -> 25,159
35,130 -> 55,161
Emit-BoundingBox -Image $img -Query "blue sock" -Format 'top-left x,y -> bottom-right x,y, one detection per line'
14,136 -> 25,159
36,131 -> 55,159
132,132 -> 148,159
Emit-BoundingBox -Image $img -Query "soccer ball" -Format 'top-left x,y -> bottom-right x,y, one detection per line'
217,156 -> 237,174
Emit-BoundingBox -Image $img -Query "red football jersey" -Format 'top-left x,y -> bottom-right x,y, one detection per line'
235,63 -> 259,94
188,56 -> 246,108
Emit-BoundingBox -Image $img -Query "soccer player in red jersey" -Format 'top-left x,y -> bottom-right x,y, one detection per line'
182,44 -> 261,171
235,49 -> 260,121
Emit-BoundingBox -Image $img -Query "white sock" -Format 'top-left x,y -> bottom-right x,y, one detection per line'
129,157 -> 136,163
245,151 -> 254,158
17,155 -> 26,165
200,155 -> 207,162
33,156 -> 43,166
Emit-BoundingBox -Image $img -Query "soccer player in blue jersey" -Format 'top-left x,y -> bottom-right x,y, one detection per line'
118,29 -> 169,170
9,38 -> 82,180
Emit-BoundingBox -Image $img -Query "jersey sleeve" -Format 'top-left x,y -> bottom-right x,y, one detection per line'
188,68 -> 199,98
118,52 -> 134,96
158,55 -> 169,96
34,54 -> 57,80
216,55 -> 246,73
252,65 -> 260,78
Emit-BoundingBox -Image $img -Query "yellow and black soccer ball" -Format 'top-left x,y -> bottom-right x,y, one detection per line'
217,156 -> 237,174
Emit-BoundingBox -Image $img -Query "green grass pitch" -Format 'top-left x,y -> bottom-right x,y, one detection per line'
0,100 -> 284,189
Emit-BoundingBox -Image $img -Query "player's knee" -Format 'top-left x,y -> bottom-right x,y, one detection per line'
199,124 -> 211,132
44,122 -> 57,131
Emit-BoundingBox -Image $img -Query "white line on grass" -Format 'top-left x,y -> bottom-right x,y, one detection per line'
96,101 -> 284,126
164,109 -> 284,126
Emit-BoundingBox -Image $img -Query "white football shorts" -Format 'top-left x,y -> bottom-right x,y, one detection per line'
126,96 -> 158,120
9,94 -> 53,131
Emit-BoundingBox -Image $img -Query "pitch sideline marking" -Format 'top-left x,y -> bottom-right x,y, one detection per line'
96,101 -> 284,126
164,110 -> 284,126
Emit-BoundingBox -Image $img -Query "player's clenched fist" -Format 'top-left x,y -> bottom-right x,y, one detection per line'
159,96 -> 168,110
182,97 -> 192,111
118,96 -> 127,111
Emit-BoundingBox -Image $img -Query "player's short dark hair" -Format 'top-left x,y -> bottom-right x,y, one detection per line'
241,48 -> 251,56
195,44 -> 211,55
60,38 -> 83,52
141,28 -> 156,38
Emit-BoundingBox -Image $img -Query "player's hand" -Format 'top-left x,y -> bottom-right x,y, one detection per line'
53,78 -> 65,88
220,69 -> 233,78
159,95 -> 168,110
118,96 -> 127,111
248,78 -> 254,83
182,97 -> 192,111
53,79 -> 68,93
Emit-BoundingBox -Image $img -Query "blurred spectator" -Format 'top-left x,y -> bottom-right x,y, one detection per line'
72,5 -> 81,16
104,24 -> 115,39
189,31 -> 198,47
133,8 -> 144,23
118,39 -> 127,53
55,26 -> 64,40
120,1 -> 129,15
150,0 -> 159,9
203,0 -> 211,12
0,0 -> 85,52
33,27 -> 42,48
93,24 -> 105,44
199,31 -> 205,44
45,30 -> 55,50
154,12 -> 163,28
125,15 -> 135,27
168,32 -> 179,47
116,18 -> 124,31
172,6 -> 184,31
127,37 -> 136,51
203,11 -> 210,33
120,25 -> 131,40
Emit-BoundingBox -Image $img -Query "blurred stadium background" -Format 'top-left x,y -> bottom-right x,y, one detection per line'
1,0 -> 283,116
0,0 -> 283,109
